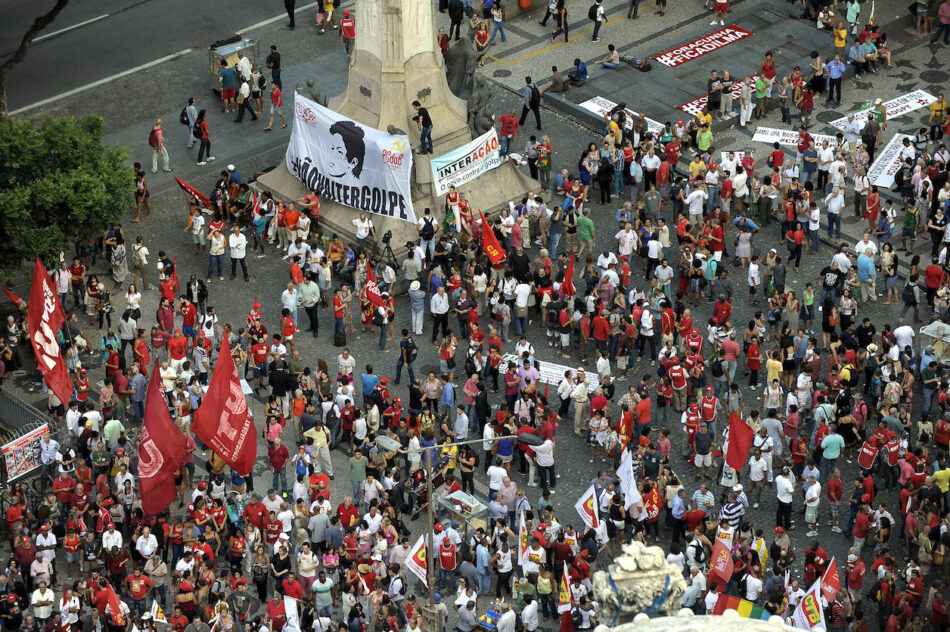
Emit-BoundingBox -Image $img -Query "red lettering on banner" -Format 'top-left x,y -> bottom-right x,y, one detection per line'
653,25 -> 753,67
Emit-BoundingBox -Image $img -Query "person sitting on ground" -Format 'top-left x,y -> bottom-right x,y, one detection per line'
597,44 -> 620,69
566,58 -> 589,86
541,65 -> 569,95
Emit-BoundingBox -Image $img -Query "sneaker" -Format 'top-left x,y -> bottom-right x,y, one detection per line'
197,161 -> 207,166
719,19 -> 724,24
208,156 -> 216,161
710,20 -> 717,24
807,530 -> 818,537
753,502 -> 760,509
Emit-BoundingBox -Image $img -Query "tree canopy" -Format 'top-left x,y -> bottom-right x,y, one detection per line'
0,114 -> 133,275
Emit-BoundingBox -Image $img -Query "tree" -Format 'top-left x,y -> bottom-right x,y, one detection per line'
0,115 -> 134,276
0,0 -> 70,121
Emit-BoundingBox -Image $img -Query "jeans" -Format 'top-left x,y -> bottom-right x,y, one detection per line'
478,571 -> 492,595
440,568 -> 457,591
207,253 -> 224,278
539,464 -> 556,489
819,456 -> 836,482
272,467 -> 288,492
335,316 -> 344,335
236,99 -> 259,122
514,315 -> 528,336
419,125 -> 433,153
705,185 -> 720,214
549,232 -> 560,257
592,19 -> 602,39
378,325 -> 389,350
152,146 -> 169,172
197,138 -> 212,162
627,0 -> 640,17
827,213 -> 840,238
810,228 -> 820,251
132,400 -> 145,423
395,358 -> 415,384
601,62 -> 618,69
932,22 -> 950,43
500,135 -> 512,156
488,21 -> 507,45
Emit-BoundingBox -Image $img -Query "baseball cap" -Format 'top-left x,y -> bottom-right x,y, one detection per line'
773,527 -> 784,534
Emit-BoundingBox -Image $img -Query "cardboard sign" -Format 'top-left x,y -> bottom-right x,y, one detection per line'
653,25 -> 754,67
678,75 -> 758,117
577,96 -> 665,136
829,90 -> 936,131
1,424 -> 49,481
867,133 -> 913,188
501,353 -> 600,393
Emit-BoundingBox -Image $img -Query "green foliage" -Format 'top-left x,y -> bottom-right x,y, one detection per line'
0,114 -> 133,275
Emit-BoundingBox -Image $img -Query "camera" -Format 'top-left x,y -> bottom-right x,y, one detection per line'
382,230 -> 393,244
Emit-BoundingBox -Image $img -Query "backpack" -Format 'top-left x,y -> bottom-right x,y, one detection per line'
867,579 -> 884,604
529,84 -> 542,108
710,358 -> 724,378
405,337 -> 419,363
192,120 -> 203,139
132,244 -> 147,267
587,3 -> 598,19
148,128 -> 159,148
179,108 -> 190,126
420,217 -> 435,241
688,540 -> 708,565
571,609 -> 583,628
295,456 -> 308,476
902,282 -> 916,305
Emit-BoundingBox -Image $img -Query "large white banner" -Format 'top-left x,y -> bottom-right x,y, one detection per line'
430,129 -> 501,197
577,96 -> 665,136
286,93 -> 416,223
829,90 -> 936,131
867,133 -> 913,188
751,126 -> 837,148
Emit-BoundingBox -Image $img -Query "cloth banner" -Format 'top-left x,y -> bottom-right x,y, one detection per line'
574,484 -> 600,529
283,596 -> 300,632
518,511 -> 530,567
405,535 -> 428,586
430,129 -> 502,197
710,539 -> 735,582
28,258 -> 71,407
820,557 -> 840,604
615,449 -> 642,509
713,593 -> 773,619
365,265 -> 384,308
866,133 -> 913,188
829,90 -> 936,130
751,127 -> 837,148
791,580 -> 826,630
477,209 -> 507,264
286,92 -> 416,223
139,359 -> 187,516
726,412 -> 754,472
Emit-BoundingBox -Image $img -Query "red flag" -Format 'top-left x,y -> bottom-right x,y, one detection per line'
726,412 -> 754,472
174,175 -> 213,209
477,209 -> 506,265
27,258 -> 72,406
138,360 -> 187,516
104,585 -> 125,626
562,249 -> 575,297
192,336 -> 258,475
820,557 -> 840,604
710,539 -> 735,582
252,192 -> 261,218
364,264 -> 384,308
2,285 -> 26,309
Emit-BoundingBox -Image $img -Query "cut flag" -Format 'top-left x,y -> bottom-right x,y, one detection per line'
574,484 -> 600,530
558,560 -> 574,613
518,511 -> 530,567
820,557 -> 840,604
138,360 -> 187,516
709,539 -> 735,585
477,209 -> 507,265
174,175 -> 213,209
726,412 -> 754,472
405,534 -> 428,586
2,285 -> 26,309
27,258 -> 72,407
192,336 -> 258,475
791,580 -> 826,630
365,264 -> 384,308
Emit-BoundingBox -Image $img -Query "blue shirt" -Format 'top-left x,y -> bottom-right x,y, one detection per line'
856,253 -> 876,281
802,148 -> 819,172
671,494 -> 686,519
575,61 -> 589,79
553,173 -> 566,193
629,160 -> 643,183
849,44 -> 865,62
440,382 -> 455,408
361,374 -> 379,397
219,66 -> 237,90
615,207 -> 634,224
827,60 -> 845,79
732,217 -> 759,232
476,544 -> 491,572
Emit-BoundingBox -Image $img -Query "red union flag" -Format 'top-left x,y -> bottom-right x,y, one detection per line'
574,484 -> 600,529
477,209 -> 506,265
139,360 -> 187,516
820,557 -> 841,604
365,264 -> 384,308
653,25 -> 753,67
27,258 -> 71,406
192,336 -> 257,475
726,412 -> 754,472
405,535 -> 428,586
710,539 -> 735,581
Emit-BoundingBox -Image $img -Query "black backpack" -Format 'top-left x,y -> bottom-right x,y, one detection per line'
529,84 -> 542,108
405,337 -> 419,363
587,3 -> 598,19
420,217 -> 435,240
180,108 -> 190,126
571,609 -> 583,628
710,358 -> 724,378
902,282 -> 916,305
192,120 -> 203,139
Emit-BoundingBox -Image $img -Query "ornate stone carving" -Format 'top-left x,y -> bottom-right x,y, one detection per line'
591,541 -> 688,625
295,79 -> 328,106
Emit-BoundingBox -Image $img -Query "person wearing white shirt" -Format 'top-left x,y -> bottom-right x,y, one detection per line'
597,251 -> 619,271
31,582 -> 55,622
893,323 -> 915,353
803,475 -> 821,536
228,225 -> 249,282
102,525 -> 123,551
854,233 -> 878,258
615,225 -> 637,264
430,286 -> 450,342
135,527 -> 159,558
281,283 -> 299,327
743,572 -> 763,602
831,248 -> 853,274
685,183 -> 709,221
521,597 -> 539,632
817,141 -> 835,191
351,214 -> 376,254
775,468 -> 795,530
824,188 -> 845,239
487,462 -> 507,498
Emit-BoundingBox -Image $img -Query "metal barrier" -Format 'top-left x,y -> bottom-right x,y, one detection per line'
0,389 -> 49,433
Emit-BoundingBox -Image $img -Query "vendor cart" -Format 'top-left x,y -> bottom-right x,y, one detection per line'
437,490 -> 488,536
208,35 -> 260,92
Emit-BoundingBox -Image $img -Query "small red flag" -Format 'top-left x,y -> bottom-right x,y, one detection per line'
710,539 -> 735,582
365,264 -> 384,308
726,412 -> 754,472
139,360 -> 187,516
27,258 -> 72,406
2,285 -> 25,309
192,337 -> 258,475
562,249 -> 575,297
820,557 -> 841,604
174,175 -> 213,209
477,209 -> 507,265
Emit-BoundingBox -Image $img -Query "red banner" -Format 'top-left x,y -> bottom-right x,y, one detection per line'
138,360 -> 187,516
820,557 -> 840,604
562,249 -> 575,297
653,25 -> 753,67
365,264 -> 384,308
477,209 -> 506,265
2,285 -> 25,309
726,412 -> 754,472
710,539 -> 734,581
27,258 -> 72,406
174,175 -> 213,209
192,337 -> 258,475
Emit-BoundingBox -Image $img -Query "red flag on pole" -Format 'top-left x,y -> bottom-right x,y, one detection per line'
365,264 -> 384,308
820,557 -> 841,604
477,209 -> 507,265
726,412 -> 754,472
104,585 -> 125,626
138,360 -> 187,516
2,285 -> 26,309
27,258 -> 72,406
710,539 -> 735,582
192,337 -> 258,475
562,249 -> 575,297
174,175 -> 213,209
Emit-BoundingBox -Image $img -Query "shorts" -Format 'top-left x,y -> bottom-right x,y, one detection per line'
560,333 -> 570,346
695,452 -> 712,467
193,233 -> 206,245
805,504 -> 818,524
182,325 -> 195,338
65,550 -> 80,563
285,334 -> 294,341
186,462 -> 196,476
901,227 -> 916,239
222,87 -> 235,100
829,501 -> 839,517
714,1 -> 728,10
499,453 -> 513,463
270,103 -> 284,115
255,361 -> 267,378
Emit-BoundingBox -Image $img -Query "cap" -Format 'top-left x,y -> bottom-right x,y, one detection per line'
393,396 -> 402,405
227,164 -> 235,171
434,593 -> 442,603
7,595 -> 16,602
861,493 -> 870,502
252,297 -> 261,310
357,564 -> 371,573
773,527 -> 784,534
174,328 -> 182,335
732,484 -> 743,492
706,386 -> 714,393
434,523 -> 444,532
344,8 -> 350,16
116,447 -> 126,455
279,532 -> 290,540
677,119 -> 684,125
371,554 -> 382,561
80,368 -> 87,373
107,522 -> 115,529
40,525 -> 49,532
197,481 -> 208,490
380,377 -> 390,384
874,97 -> 883,104
769,248 -> 777,253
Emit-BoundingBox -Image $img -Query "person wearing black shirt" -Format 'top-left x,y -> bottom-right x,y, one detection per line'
266,45 -> 282,87
855,318 -> 876,348
819,261 -> 844,305
411,101 -> 433,154
707,71 -> 723,119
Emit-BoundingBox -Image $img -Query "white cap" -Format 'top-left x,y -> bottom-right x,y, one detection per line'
228,164 -> 236,171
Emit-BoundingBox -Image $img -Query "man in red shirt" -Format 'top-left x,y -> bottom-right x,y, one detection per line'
124,568 -> 153,615
591,310 -> 609,354
265,595 -> 286,631
496,108 -> 520,157
180,298 -> 198,342
438,537 -> 458,591
242,495 -> 268,530
168,607 -> 188,632
167,329 -> 187,371
268,438 -> 290,495
339,9 -> 356,56
853,503 -> 871,550
337,497 -> 360,529
263,512 -> 282,545
282,573 -> 304,599
826,467 -> 843,533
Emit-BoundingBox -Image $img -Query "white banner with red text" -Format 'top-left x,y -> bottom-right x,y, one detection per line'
430,128 -> 502,197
